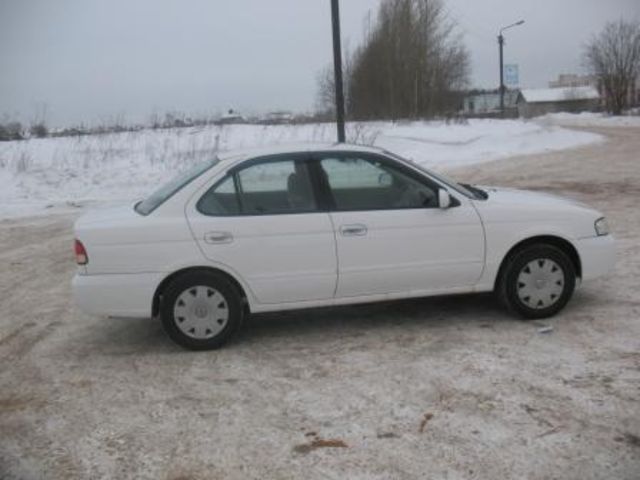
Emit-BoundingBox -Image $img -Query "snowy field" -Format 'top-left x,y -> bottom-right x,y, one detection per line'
0,119 -> 603,219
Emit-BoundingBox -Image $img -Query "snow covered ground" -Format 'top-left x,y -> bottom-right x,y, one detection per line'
3,126 -> 640,479
0,119 -> 603,219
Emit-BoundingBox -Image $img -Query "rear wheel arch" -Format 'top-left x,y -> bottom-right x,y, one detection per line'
152,266 -> 249,318
494,235 -> 582,290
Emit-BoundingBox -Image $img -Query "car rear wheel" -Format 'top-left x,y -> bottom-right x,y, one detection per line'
498,244 -> 576,319
160,271 -> 243,350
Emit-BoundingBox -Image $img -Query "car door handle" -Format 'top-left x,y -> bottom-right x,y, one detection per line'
204,231 -> 233,244
340,224 -> 367,237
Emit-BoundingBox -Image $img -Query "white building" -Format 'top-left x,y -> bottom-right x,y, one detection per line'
517,86 -> 600,118
462,90 -> 519,117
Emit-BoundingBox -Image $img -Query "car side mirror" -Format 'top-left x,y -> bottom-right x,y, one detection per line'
378,172 -> 392,187
438,189 -> 452,209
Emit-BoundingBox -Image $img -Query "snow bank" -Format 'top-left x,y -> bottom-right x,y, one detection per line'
0,119 -> 602,219
542,111 -> 640,128
375,119 -> 601,169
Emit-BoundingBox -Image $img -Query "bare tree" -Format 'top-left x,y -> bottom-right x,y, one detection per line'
345,0 -> 469,120
315,65 -> 336,114
29,102 -> 49,138
29,123 -> 48,138
584,20 -> 640,115
315,42 -> 353,115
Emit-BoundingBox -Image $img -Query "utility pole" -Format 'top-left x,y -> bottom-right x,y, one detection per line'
498,20 -> 525,117
331,0 -> 346,143
498,33 -> 505,115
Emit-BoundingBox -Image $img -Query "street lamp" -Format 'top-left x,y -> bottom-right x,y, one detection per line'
331,0 -> 346,143
498,19 -> 525,116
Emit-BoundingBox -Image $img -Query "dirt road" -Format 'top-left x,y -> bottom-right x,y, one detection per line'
1,126 -> 639,479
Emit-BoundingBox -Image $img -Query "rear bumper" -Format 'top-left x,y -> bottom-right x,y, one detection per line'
72,272 -> 163,318
576,234 -> 615,281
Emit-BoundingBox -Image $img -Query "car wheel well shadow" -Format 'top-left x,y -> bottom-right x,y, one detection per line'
494,235 -> 582,291
152,267 -> 249,318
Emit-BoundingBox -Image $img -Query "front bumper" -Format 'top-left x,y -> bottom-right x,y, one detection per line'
72,272 -> 163,318
575,234 -> 615,281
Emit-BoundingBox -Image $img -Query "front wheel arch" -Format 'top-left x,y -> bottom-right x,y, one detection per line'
152,267 -> 249,318
494,235 -> 582,291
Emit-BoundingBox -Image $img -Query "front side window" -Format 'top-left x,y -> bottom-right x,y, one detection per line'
198,157 -> 317,215
385,151 -> 476,199
319,156 -> 438,211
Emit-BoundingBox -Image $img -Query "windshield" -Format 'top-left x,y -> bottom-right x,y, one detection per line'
135,158 -> 219,215
384,151 -> 478,199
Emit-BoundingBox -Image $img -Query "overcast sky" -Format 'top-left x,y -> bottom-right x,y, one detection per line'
1,0 -> 638,126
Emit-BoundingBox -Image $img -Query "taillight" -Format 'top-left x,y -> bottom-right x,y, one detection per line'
74,239 -> 88,265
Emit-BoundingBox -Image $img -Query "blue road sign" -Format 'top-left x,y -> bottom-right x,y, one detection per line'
504,64 -> 519,86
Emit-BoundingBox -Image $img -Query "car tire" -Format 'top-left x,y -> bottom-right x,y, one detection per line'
498,244 -> 576,319
160,271 -> 244,350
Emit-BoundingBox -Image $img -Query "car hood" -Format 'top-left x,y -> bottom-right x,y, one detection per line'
478,186 -> 594,211
472,186 -> 603,239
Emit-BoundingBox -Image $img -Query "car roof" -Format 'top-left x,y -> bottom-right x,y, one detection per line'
216,143 -> 386,163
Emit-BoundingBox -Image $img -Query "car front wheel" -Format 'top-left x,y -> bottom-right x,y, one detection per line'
498,244 -> 576,319
160,271 -> 243,350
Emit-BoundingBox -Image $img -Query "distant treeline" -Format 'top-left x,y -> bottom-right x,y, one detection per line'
0,122 -> 48,141
0,120 -> 141,141
0,111 -> 338,142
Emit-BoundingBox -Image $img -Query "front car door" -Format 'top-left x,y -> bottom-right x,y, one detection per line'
186,154 -> 337,305
316,152 -> 485,297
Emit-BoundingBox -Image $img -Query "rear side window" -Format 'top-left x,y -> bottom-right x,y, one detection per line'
136,158 -> 218,215
197,157 -> 317,216
196,175 -> 241,215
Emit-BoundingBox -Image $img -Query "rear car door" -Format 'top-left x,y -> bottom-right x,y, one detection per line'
316,152 -> 485,297
186,154 -> 337,305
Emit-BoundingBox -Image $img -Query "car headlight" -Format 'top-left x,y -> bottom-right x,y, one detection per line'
595,217 -> 609,236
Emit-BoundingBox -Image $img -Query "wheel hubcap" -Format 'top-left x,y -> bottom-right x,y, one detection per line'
173,286 -> 229,339
516,258 -> 565,309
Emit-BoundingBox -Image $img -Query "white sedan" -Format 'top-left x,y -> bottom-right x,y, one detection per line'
72,144 -> 615,349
